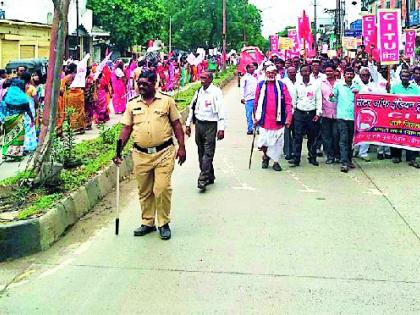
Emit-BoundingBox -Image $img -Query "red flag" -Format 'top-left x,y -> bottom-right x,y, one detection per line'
238,51 -> 255,75
298,10 -> 311,41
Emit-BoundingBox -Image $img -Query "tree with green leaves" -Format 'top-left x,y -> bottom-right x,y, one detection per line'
87,0 -> 267,53
87,0 -> 167,52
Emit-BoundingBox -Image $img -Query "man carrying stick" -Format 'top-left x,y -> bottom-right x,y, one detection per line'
254,65 -> 293,171
113,71 -> 186,240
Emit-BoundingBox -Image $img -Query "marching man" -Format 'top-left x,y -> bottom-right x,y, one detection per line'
254,65 -> 293,171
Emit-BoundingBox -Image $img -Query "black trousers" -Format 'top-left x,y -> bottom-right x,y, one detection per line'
337,119 -> 354,165
283,123 -> 294,157
321,117 -> 340,160
292,109 -> 320,163
390,148 -> 418,162
195,120 -> 217,183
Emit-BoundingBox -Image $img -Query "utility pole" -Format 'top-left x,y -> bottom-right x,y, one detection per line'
222,0 -> 227,70
76,0 -> 80,60
405,0 -> 410,28
336,0 -> 341,46
169,16 -> 172,54
314,0 -> 317,38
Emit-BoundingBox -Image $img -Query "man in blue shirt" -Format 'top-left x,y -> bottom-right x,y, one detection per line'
390,70 -> 420,168
330,67 -> 361,173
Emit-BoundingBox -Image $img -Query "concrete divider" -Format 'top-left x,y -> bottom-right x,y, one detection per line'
0,154 -> 133,261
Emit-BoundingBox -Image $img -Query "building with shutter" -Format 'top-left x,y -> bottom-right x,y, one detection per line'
0,19 -> 51,68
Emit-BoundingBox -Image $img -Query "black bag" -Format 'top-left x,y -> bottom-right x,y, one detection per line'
191,87 -> 202,124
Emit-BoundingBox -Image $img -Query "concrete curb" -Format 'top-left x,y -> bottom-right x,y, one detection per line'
0,154 -> 133,261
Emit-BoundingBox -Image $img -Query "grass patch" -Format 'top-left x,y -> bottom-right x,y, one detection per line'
1,67 -> 236,221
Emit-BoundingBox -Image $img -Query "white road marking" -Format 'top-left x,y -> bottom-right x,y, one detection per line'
285,170 -> 318,193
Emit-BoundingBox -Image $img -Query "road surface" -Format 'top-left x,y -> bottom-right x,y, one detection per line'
1,81 -> 420,314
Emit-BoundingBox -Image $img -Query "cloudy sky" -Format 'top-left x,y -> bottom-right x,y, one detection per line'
249,0 -> 362,37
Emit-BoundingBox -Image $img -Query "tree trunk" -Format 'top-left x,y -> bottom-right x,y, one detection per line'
30,0 -> 70,178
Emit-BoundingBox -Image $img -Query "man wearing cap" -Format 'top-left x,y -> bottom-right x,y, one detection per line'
240,63 -> 259,135
254,65 -> 293,171
113,71 -> 186,240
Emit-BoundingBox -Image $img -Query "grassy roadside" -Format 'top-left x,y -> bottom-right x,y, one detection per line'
0,66 -> 237,221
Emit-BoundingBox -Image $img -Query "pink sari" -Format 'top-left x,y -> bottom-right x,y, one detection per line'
111,70 -> 127,114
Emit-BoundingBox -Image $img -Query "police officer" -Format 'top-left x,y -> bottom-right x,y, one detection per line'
113,71 -> 186,240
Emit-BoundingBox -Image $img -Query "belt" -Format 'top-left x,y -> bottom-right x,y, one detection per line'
196,119 -> 218,124
133,139 -> 173,154
295,108 -> 316,114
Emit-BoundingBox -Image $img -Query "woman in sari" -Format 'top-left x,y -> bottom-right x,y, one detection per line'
84,67 -> 96,129
126,59 -> 137,100
0,78 -> 35,160
94,66 -> 111,124
32,70 -> 45,136
111,61 -> 127,114
21,72 -> 38,152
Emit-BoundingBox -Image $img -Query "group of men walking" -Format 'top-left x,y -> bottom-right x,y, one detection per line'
113,50 -> 420,241
240,55 -> 420,173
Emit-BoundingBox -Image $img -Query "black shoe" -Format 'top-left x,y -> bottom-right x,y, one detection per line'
288,160 -> 300,167
316,150 -> 323,157
247,131 -> 253,135
197,180 -> 207,190
272,162 -> 282,171
285,155 -> 293,161
340,165 -> 349,173
392,157 -> 401,164
377,153 -> 385,160
385,154 -> 392,160
207,178 -> 215,185
308,158 -> 319,166
133,225 -> 156,237
158,224 -> 171,240
348,161 -> 356,169
262,157 -> 269,169
334,158 -> 341,164
326,158 -> 334,164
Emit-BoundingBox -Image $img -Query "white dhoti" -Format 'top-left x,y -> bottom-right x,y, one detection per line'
257,127 -> 285,162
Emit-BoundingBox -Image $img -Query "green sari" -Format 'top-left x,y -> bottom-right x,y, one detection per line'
1,114 -> 25,159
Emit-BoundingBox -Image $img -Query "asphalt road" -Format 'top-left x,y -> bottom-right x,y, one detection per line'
1,81 -> 420,314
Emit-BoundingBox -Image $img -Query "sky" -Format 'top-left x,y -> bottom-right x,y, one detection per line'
249,0 -> 362,37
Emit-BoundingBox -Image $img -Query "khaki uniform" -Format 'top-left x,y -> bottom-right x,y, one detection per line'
121,92 -> 181,227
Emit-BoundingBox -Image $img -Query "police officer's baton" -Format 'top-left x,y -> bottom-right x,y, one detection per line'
115,139 -> 123,235
248,127 -> 257,170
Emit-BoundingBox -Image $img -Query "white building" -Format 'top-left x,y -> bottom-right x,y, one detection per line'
1,0 -> 93,34
1,0 -> 108,61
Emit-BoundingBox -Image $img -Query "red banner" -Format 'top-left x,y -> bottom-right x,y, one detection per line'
362,14 -> 377,54
298,10 -> 311,42
354,93 -> 420,151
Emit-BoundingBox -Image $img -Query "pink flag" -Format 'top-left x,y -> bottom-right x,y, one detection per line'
362,14 -> 377,54
298,11 -> 311,42
270,35 -> 279,52
377,9 -> 401,65
288,29 -> 300,57
404,29 -> 416,58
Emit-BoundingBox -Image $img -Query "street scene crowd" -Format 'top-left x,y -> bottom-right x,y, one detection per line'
0,50 -> 229,161
239,50 -> 420,173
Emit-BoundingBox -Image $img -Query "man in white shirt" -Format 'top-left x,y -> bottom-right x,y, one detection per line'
281,66 -> 299,160
355,67 -> 390,161
240,63 -> 258,135
186,71 -> 226,190
289,64 -> 322,167
310,59 -> 326,84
